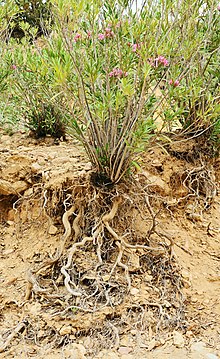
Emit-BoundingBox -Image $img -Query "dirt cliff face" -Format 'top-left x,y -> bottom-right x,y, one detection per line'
0,130 -> 219,358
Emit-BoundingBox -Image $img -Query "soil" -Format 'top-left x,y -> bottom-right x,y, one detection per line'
0,130 -> 219,359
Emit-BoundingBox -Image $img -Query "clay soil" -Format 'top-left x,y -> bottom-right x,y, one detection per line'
0,130 -> 220,359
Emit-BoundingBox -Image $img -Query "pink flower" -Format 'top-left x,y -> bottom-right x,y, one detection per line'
105,28 -> 114,38
87,31 -> 92,38
11,64 -> 17,70
217,4 -> 220,10
169,79 -> 180,87
73,33 -> 81,42
174,80 -> 180,87
157,56 -> 169,67
132,43 -> 141,52
109,68 -> 127,78
149,55 -> 169,67
98,33 -> 105,40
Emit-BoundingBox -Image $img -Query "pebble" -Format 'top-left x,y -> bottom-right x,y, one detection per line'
182,269 -> 190,279
120,335 -> 133,347
148,338 -> 159,350
203,299 -> 210,305
191,341 -> 206,352
206,354 -> 219,359
173,330 -> 185,348
191,296 -> 198,303
64,343 -> 86,359
130,287 -> 139,295
59,325 -> 72,335
31,162 -> 42,173
118,347 -> 132,355
48,224 -> 58,235
7,209 -> 15,221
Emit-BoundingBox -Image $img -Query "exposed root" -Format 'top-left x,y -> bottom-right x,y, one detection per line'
0,320 -> 28,353
108,322 -> 120,349
61,224 -> 102,297
23,175 -> 187,344
25,204 -> 77,298
25,270 -> 49,300
168,163 -> 217,216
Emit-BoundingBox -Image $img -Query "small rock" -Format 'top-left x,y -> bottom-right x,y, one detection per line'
0,179 -> 14,195
118,347 -> 132,355
183,279 -> 191,289
7,220 -> 14,226
31,162 -> 42,173
186,330 -> 194,338
13,180 -> 29,193
191,296 -> 198,303
7,209 -> 15,221
148,339 -> 158,351
173,330 -> 185,348
145,274 -> 153,282
191,341 -> 206,352
120,335 -> 133,347
130,287 -> 139,295
59,325 -> 72,335
206,354 -> 219,359
182,269 -> 190,279
48,224 -> 58,235
24,188 -> 34,196
64,343 -> 86,359
69,334 -> 76,340
3,249 -> 14,255
0,179 -> 28,195
84,163 -> 92,171
203,299 -> 210,305
142,170 -> 169,195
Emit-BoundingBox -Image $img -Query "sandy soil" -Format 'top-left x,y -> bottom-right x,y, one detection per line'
0,130 -> 219,358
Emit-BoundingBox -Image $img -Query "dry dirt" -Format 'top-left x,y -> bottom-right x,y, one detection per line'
0,130 -> 219,359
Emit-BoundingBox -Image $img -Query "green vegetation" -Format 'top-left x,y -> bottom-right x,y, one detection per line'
0,0 -> 219,182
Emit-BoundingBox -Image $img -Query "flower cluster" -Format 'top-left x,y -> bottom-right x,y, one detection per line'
98,33 -> 105,40
109,68 -> 128,78
98,27 -> 114,41
132,43 -> 141,52
169,79 -> 180,87
127,42 -> 141,52
73,33 -> 81,42
149,55 -> 169,67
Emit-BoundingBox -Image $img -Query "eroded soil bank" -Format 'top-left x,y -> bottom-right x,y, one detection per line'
0,130 -> 219,358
